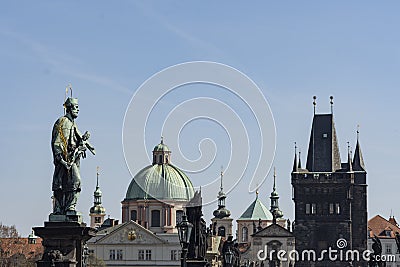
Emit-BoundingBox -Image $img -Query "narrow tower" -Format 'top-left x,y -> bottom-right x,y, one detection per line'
211,170 -> 233,238
269,167 -> 283,219
90,167 -> 106,228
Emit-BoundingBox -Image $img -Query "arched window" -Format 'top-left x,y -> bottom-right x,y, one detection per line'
131,210 -> 137,221
242,226 -> 248,242
218,226 -> 226,237
159,155 -> 163,164
151,210 -> 160,227
176,210 -> 184,224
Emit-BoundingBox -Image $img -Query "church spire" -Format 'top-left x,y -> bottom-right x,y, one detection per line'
353,127 -> 366,171
270,167 -> 283,219
213,169 -> 231,219
293,142 -> 298,172
90,167 -> 106,228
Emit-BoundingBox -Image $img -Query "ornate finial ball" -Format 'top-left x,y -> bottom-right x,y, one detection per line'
330,96 -> 333,100
313,96 -> 317,100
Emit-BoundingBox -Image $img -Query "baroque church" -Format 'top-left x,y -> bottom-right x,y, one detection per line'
87,139 -> 195,266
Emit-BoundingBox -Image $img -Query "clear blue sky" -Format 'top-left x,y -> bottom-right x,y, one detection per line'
1,1 -> 399,236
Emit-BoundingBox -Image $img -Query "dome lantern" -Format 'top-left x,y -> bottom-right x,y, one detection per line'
152,137 -> 171,165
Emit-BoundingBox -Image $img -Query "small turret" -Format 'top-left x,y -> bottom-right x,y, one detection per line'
292,143 -> 298,172
353,129 -> 366,171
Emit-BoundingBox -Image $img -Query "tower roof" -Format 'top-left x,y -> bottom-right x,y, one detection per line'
153,137 -> 170,152
306,113 -> 341,172
237,195 -> 273,221
353,139 -> 365,171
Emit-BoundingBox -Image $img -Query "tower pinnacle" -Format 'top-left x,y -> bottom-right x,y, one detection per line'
90,167 -> 106,228
270,167 -> 283,219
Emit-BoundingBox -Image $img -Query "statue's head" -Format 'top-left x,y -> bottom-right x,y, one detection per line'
64,97 -> 79,119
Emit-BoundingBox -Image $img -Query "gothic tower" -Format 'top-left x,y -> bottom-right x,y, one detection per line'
291,97 -> 367,267
89,167 -> 106,228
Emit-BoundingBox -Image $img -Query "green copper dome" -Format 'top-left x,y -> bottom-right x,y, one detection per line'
125,164 -> 194,201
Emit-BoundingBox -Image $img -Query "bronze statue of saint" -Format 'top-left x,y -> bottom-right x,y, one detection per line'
51,97 -> 95,215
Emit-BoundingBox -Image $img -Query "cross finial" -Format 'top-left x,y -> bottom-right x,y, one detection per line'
273,167 -> 277,191
313,96 -> 317,114
160,136 -> 164,144
357,125 -> 360,141
294,142 -> 297,154
220,166 -> 224,191
330,96 -> 334,114
96,166 -> 100,187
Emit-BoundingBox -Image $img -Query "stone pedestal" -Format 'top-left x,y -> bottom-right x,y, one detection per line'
187,259 -> 211,267
34,221 -> 96,267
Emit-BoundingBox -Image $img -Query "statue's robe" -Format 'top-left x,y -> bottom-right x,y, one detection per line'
51,113 -> 82,214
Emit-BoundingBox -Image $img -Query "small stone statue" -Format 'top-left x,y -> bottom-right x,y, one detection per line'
369,235 -> 383,267
51,97 -> 95,217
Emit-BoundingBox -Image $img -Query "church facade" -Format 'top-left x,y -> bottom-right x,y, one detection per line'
87,139 -> 195,266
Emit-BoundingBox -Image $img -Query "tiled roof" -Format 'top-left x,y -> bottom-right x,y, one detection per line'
237,197 -> 273,221
368,215 -> 400,239
0,237 -> 43,259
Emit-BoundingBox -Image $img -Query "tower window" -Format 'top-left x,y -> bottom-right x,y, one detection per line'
305,204 -> 311,215
95,217 -> 101,223
242,226 -> 248,242
329,203 -> 334,214
335,203 -> 340,214
159,155 -> 163,163
151,210 -> 160,227
311,203 -> 317,214
218,226 -> 226,237
322,133 -> 328,138
131,210 -> 137,221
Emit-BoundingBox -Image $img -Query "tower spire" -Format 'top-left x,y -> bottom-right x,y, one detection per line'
213,169 -> 231,219
353,126 -> 366,171
220,167 -> 224,192
270,167 -> 283,218
330,96 -> 334,114
313,96 -> 317,115
347,142 -> 353,172
298,149 -> 302,169
90,166 -> 106,228
293,142 -> 298,172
